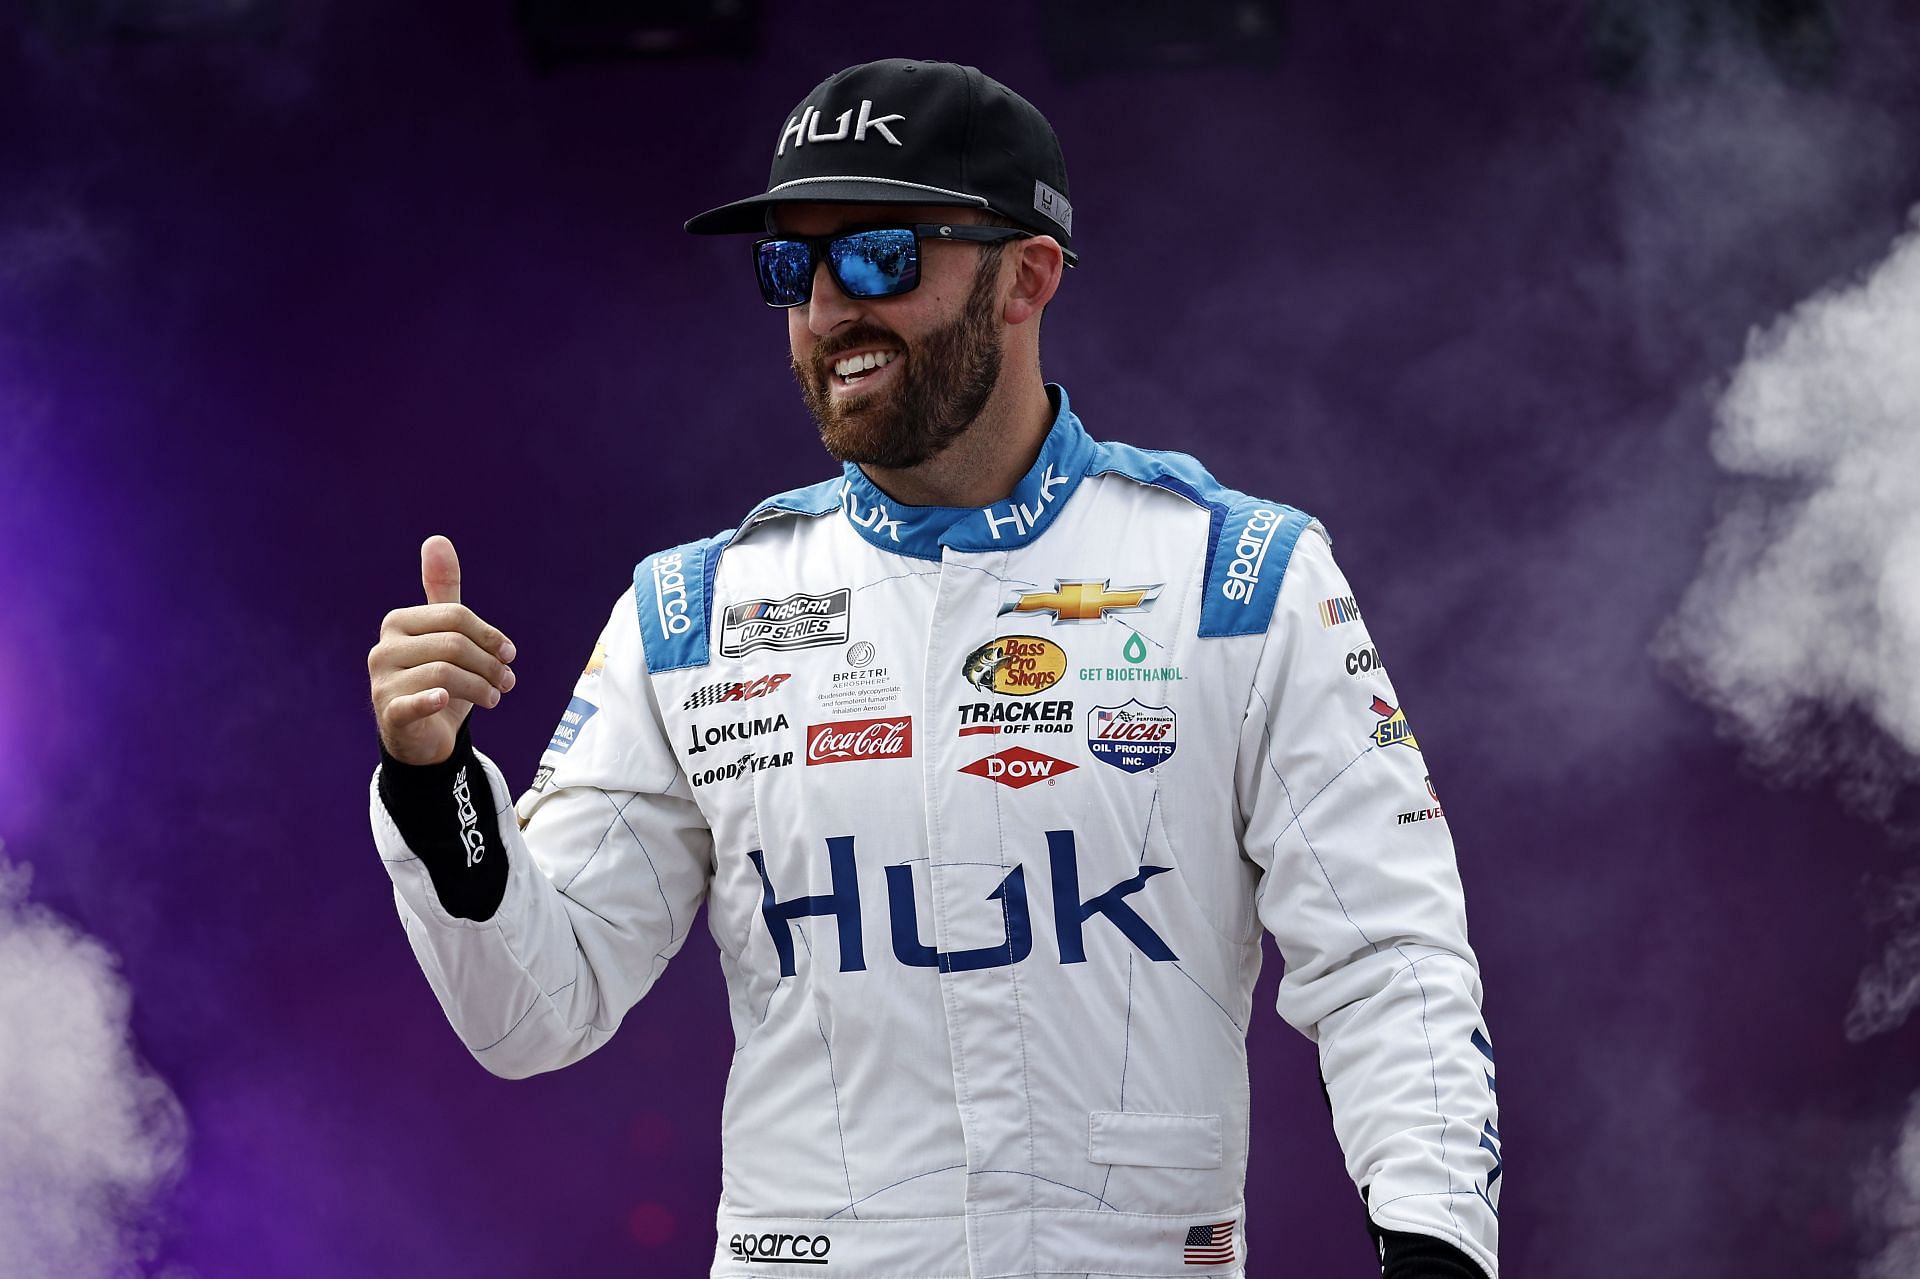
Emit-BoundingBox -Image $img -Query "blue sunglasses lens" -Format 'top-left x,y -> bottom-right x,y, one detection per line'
829,228 -> 919,298
756,240 -> 815,307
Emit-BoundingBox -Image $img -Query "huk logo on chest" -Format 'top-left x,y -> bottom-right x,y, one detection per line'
779,100 -> 906,154
747,830 -> 1178,976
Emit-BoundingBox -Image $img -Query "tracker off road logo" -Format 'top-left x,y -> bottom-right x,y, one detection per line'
729,1229 -> 832,1265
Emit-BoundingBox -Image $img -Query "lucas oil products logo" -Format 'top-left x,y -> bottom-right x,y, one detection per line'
959,746 -> 1078,790
729,1228 -> 832,1265
721,588 -> 851,658
961,635 -> 1066,695
1369,696 -> 1419,751
999,580 -> 1161,624
806,716 -> 913,765
1087,701 -> 1177,773
683,672 -> 791,711
957,699 -> 1074,736
1221,506 -> 1281,603
686,713 -> 788,756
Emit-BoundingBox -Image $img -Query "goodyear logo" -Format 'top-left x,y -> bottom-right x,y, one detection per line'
1369,696 -> 1419,752
961,635 -> 1067,696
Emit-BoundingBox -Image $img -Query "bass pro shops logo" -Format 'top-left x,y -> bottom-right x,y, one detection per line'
730,1230 -> 832,1265
961,634 -> 1067,695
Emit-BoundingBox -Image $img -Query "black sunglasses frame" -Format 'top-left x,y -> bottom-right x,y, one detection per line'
752,222 -> 1035,309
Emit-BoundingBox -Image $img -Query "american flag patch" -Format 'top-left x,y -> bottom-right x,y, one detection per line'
1183,1219 -> 1234,1266
1318,595 -> 1362,628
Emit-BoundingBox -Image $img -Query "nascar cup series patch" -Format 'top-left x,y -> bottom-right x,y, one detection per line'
719,588 -> 851,658
1087,700 -> 1176,773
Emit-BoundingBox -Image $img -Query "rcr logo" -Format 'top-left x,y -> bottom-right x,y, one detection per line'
652,552 -> 692,637
1221,507 -> 1279,603
730,1230 -> 832,1265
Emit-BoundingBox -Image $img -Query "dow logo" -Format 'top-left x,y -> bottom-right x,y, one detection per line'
959,746 -> 1077,789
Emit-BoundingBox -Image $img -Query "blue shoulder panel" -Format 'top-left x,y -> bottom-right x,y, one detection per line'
1087,440 -> 1313,639
633,531 -> 731,673
632,478 -> 846,673
1197,496 -> 1313,638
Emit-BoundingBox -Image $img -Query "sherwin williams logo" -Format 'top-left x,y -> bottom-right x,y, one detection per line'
651,552 -> 692,636
961,635 -> 1067,695
1369,696 -> 1419,751
1221,506 -> 1280,603
959,746 -> 1077,789
547,696 -> 598,755
999,580 -> 1162,624
721,588 -> 851,658
806,716 -> 913,764
729,1229 -> 832,1264
1087,700 -> 1177,773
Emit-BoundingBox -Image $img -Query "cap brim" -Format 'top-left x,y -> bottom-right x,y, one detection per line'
685,177 -> 990,235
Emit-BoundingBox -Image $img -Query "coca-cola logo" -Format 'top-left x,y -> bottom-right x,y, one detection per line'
806,716 -> 913,765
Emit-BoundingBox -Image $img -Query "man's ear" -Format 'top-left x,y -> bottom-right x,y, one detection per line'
1004,235 -> 1064,326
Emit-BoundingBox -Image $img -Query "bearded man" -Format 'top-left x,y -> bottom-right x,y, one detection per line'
366,57 -> 1500,1279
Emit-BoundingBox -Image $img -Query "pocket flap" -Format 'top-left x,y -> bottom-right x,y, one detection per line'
1088,1110 -> 1222,1169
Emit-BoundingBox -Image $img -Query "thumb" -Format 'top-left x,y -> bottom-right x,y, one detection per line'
421,534 -> 462,606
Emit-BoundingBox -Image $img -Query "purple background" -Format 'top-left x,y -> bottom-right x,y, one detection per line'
4,2 -> 1919,1275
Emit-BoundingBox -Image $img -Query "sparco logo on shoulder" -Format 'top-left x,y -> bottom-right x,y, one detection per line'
806,716 -> 913,765
1221,507 -> 1279,603
730,1229 -> 832,1265
651,552 -> 692,636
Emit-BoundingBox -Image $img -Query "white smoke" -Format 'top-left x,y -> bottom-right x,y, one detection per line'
1656,212 -> 1920,1039
0,844 -> 189,1278
1655,208 -> 1920,1277
1860,1092 -> 1920,1279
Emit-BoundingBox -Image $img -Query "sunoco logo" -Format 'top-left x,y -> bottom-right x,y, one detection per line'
651,552 -> 692,637
960,634 -> 1067,695
1221,506 -> 1279,603
729,1230 -> 831,1265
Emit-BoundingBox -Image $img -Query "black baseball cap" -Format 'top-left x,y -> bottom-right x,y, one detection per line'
685,58 -> 1077,266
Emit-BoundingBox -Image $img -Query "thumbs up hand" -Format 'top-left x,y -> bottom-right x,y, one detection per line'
368,535 -> 518,766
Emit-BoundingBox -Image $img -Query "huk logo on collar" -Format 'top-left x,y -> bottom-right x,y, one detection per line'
982,464 -> 1070,540
1000,580 -> 1163,625
843,482 -> 904,543
779,100 -> 906,155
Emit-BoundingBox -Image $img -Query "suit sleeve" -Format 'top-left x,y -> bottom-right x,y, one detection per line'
1235,524 -> 1500,1278
369,583 -> 714,1080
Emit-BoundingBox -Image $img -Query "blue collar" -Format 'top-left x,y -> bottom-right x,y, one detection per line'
837,384 -> 1097,560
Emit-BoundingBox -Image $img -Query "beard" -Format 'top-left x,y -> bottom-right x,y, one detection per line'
790,252 -> 1004,470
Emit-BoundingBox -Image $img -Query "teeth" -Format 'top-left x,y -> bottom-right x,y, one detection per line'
834,350 -> 897,378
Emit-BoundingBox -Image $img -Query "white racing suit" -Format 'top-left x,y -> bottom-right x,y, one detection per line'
370,385 -> 1500,1278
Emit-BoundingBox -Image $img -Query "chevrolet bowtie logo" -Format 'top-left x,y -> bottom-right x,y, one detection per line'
999,580 -> 1164,624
